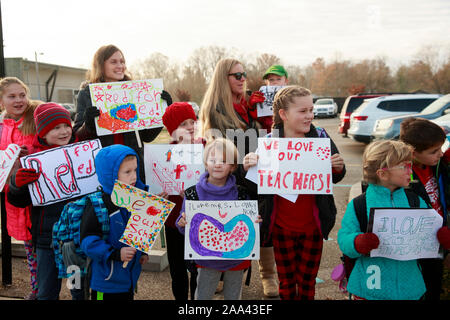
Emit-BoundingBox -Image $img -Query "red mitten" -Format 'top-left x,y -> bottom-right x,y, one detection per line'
249,91 -> 265,107
437,227 -> 450,250
14,168 -> 40,188
354,233 -> 380,255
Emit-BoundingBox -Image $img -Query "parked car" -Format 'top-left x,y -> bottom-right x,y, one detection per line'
372,94 -> 450,140
432,113 -> 450,152
62,103 -> 76,121
313,98 -> 338,118
348,94 -> 441,143
339,94 -> 385,136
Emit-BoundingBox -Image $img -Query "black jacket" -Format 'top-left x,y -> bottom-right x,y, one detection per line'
257,123 -> 346,244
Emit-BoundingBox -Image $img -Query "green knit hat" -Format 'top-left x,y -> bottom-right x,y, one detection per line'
263,65 -> 288,80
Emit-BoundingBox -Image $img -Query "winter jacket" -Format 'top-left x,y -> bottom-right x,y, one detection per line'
0,116 -> 35,240
258,123 -> 346,243
73,84 -> 163,180
80,144 -> 147,293
7,134 -> 79,249
337,183 -> 428,300
176,172 -> 250,271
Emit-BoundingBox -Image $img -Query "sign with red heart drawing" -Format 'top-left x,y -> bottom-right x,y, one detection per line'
185,200 -> 260,260
257,137 -> 333,194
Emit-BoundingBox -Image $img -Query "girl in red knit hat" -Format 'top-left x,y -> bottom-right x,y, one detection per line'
162,102 -> 205,300
7,102 -> 85,300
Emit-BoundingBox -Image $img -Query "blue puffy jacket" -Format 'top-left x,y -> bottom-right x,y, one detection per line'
337,183 -> 428,300
80,144 -> 148,294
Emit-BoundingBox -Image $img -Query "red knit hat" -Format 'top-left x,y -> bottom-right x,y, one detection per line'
34,103 -> 72,138
162,102 -> 197,136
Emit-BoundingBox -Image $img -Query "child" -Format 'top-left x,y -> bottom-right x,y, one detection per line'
0,77 -> 39,299
162,102 -> 203,300
248,64 -> 289,134
80,144 -> 149,300
7,102 -> 82,300
338,140 -> 433,300
244,85 -> 346,300
176,138 -> 258,300
400,117 -> 450,300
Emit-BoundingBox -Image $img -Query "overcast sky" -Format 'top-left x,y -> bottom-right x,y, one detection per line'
2,0 -> 450,71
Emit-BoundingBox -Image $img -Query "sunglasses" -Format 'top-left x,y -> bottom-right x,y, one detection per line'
381,162 -> 412,172
228,72 -> 247,80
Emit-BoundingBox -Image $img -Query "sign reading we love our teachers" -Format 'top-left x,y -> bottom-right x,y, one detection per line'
257,137 -> 333,194
185,200 -> 260,260
89,79 -> 167,136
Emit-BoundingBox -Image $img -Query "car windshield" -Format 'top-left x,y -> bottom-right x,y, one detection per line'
420,96 -> 450,115
316,100 -> 332,105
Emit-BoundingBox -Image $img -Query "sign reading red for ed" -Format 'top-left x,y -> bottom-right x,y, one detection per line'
257,138 -> 332,194
20,139 -> 102,206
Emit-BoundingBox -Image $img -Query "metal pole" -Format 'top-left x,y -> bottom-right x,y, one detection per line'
0,0 -> 13,287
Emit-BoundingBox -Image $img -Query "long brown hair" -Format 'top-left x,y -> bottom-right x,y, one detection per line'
86,45 -> 132,83
199,58 -> 247,138
0,77 -> 37,135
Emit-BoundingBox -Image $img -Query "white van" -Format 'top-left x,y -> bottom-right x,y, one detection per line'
347,94 -> 440,143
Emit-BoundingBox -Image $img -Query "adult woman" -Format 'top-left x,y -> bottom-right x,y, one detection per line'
198,58 -> 278,297
73,44 -> 172,176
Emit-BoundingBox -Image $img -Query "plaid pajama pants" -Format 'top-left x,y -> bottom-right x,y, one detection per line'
272,224 -> 323,300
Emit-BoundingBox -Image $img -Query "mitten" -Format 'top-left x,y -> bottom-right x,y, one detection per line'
248,91 -> 265,107
161,90 -> 173,106
354,232 -> 380,255
437,227 -> 450,250
14,168 -> 40,188
84,107 -> 100,132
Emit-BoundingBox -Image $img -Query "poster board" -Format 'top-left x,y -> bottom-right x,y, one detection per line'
256,137 -> 332,194
112,180 -> 175,253
185,200 -> 260,260
20,140 -> 102,206
257,85 -> 285,117
0,144 -> 20,192
144,143 -> 204,195
368,208 -> 443,260
89,79 -> 167,136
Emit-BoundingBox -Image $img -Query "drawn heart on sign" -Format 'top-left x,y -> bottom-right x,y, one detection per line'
146,206 -> 161,216
189,213 -> 256,259
316,147 -> 331,160
107,85 -> 112,89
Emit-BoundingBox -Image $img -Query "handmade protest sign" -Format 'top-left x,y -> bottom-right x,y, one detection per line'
112,180 -> 175,253
368,208 -> 443,260
0,144 -> 20,192
144,143 -> 204,195
89,79 -> 167,136
256,137 -> 332,194
185,200 -> 260,260
257,86 -> 285,117
20,140 -> 102,206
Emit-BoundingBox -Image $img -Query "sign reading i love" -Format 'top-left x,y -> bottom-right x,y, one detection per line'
257,137 -> 333,194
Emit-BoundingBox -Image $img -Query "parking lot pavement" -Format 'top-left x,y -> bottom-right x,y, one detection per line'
0,118 -> 367,300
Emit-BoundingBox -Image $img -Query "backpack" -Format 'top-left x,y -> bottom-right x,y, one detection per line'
341,183 -> 421,284
52,191 -> 110,280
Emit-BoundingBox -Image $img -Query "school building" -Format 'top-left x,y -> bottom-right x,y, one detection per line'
5,57 -> 87,105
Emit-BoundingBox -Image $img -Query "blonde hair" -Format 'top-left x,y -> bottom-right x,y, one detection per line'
87,45 -> 132,83
203,138 -> 239,170
362,140 -> 413,184
199,58 -> 247,138
272,86 -> 312,128
0,77 -> 37,135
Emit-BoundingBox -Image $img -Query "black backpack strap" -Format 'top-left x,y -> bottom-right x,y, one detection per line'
184,186 -> 199,201
352,193 -> 368,232
404,189 -> 421,208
